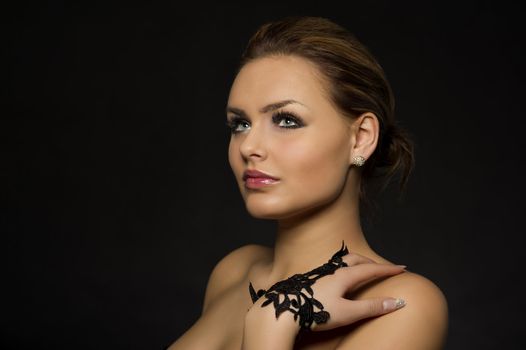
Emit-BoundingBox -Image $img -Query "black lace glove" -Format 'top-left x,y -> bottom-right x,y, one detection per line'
248,241 -> 349,332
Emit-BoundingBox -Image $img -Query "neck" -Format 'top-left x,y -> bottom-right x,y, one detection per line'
264,176 -> 379,284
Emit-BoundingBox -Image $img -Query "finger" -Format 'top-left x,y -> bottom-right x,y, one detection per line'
342,252 -> 377,266
339,297 -> 407,324
342,264 -> 406,291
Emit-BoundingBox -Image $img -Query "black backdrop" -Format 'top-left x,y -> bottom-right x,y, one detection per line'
4,1 -> 525,349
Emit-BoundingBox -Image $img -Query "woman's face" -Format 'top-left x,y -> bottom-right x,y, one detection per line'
226,55 -> 353,220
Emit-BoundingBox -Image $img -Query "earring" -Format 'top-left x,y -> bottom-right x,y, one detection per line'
352,155 -> 366,167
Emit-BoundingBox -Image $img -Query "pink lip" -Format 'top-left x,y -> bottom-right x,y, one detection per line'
243,169 -> 280,189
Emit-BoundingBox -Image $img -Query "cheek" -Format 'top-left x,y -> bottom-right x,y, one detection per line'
228,139 -> 251,196
228,140 -> 234,168
228,139 -> 241,173
278,136 -> 347,188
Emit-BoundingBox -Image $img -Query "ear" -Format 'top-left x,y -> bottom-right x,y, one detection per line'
347,112 -> 379,166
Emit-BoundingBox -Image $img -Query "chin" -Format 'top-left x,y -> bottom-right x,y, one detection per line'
244,199 -> 284,220
243,193 -> 302,219
244,197 -> 325,221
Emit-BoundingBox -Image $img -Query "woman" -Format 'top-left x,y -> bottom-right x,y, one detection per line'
168,16 -> 448,350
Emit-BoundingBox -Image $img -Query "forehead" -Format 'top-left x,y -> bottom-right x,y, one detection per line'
227,55 -> 330,108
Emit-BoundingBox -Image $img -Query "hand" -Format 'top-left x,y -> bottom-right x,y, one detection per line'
306,252 -> 407,331
248,249 -> 407,333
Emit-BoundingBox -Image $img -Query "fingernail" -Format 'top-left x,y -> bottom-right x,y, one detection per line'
383,298 -> 406,311
396,265 -> 407,270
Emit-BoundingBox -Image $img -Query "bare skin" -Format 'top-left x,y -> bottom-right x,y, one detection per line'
168,55 -> 448,349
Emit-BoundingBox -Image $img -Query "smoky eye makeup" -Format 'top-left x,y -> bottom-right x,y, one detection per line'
225,110 -> 306,134
271,110 -> 304,129
225,116 -> 249,133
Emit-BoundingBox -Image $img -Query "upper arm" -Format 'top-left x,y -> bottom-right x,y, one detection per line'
201,244 -> 267,314
336,272 -> 449,350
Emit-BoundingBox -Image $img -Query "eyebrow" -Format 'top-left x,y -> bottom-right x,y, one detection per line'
225,99 -> 306,117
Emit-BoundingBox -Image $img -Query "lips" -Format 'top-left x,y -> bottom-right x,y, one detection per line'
242,169 -> 279,181
242,169 -> 280,189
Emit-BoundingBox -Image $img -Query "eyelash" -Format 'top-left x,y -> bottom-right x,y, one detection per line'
225,111 -> 304,134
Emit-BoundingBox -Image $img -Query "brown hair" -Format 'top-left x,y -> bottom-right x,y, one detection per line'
236,15 -> 415,215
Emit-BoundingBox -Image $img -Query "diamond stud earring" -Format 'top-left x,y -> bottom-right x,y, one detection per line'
352,155 -> 366,167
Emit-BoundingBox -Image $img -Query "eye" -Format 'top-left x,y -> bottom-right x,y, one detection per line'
272,111 -> 303,129
226,117 -> 250,134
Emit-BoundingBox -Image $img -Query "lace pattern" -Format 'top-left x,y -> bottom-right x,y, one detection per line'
248,241 -> 349,331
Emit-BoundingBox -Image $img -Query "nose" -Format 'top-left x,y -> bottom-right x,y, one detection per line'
239,122 -> 267,162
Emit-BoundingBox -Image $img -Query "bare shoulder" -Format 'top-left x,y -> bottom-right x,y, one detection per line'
202,244 -> 271,313
382,271 -> 448,330
337,270 -> 449,350
375,270 -> 448,313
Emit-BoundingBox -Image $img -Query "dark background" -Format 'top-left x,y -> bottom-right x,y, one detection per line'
3,1 -> 525,349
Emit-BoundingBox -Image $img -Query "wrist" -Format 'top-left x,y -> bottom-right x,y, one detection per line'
243,299 -> 300,349
245,302 -> 300,333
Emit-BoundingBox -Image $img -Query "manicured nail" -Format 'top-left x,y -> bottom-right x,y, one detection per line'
383,298 -> 406,311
